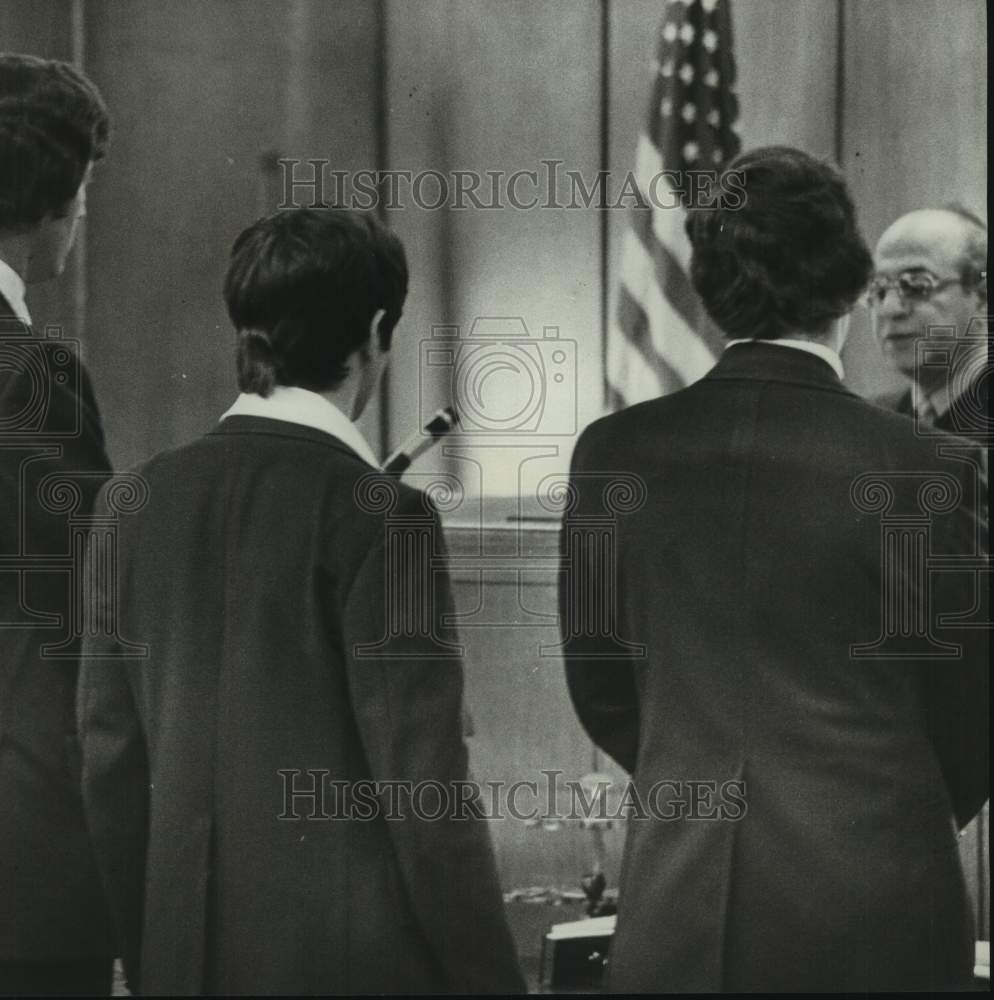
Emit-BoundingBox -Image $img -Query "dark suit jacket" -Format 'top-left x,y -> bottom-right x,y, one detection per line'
0,293 -> 114,959
563,343 -> 988,992
78,415 -> 524,995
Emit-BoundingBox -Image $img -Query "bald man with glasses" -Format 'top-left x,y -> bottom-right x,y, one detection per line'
869,205 -> 988,441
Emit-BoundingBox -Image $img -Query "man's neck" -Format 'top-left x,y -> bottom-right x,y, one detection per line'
783,328 -> 847,357
320,383 -> 359,423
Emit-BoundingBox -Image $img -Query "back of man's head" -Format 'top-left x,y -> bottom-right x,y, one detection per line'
685,145 -> 873,342
224,208 -> 409,398
0,53 -> 109,232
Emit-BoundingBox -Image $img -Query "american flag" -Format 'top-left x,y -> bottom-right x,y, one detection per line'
606,0 -> 742,410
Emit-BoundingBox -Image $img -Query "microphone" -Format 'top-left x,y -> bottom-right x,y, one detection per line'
382,406 -> 460,475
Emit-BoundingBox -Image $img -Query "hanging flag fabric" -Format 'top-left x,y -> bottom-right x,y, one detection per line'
607,0 -> 742,410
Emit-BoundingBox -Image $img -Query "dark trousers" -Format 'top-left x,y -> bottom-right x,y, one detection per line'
0,957 -> 114,997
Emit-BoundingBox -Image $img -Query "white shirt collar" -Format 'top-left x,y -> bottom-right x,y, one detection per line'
909,381 -> 948,421
0,257 -> 31,325
725,337 -> 845,380
219,386 -> 379,468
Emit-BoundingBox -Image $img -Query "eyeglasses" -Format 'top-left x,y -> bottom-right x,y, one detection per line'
863,272 -> 964,309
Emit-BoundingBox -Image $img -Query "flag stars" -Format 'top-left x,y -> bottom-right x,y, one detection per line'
702,29 -> 718,52
660,59 -> 675,77
702,0 -> 718,11
704,68 -> 720,87
679,22 -> 696,45
679,63 -> 695,85
683,140 -> 699,162
706,108 -> 721,127
663,22 -> 678,42
712,147 -> 725,164
660,97 -> 673,117
681,102 -> 697,123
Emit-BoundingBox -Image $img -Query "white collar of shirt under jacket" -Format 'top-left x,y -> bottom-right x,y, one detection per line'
219,386 -> 380,468
725,337 -> 845,381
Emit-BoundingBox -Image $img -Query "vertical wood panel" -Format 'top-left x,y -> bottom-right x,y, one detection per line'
842,0 -> 987,398
0,0 -> 73,58
400,0 -> 602,502
387,0 -> 605,902
83,0 -> 379,469
734,0 -> 839,157
383,0 -> 457,454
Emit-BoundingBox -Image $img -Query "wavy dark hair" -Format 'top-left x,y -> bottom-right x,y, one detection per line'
685,146 -> 872,340
225,208 -> 408,396
0,53 -> 110,230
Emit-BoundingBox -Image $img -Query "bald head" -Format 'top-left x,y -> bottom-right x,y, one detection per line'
876,208 -> 986,292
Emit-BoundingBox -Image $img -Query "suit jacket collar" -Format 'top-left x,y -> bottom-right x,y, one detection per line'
0,260 -> 30,325
705,341 -> 858,398
209,414 -> 374,468
219,388 -> 379,467
0,291 -> 24,323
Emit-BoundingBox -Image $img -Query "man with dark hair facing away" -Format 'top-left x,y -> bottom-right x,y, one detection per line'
0,53 -> 114,997
77,207 -> 525,995
562,147 -> 988,992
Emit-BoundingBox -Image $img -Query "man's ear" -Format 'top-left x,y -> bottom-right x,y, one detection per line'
369,308 -> 388,352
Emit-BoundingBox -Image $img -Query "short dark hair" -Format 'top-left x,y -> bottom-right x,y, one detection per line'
685,146 -> 873,340
225,208 -> 409,396
0,53 -> 110,231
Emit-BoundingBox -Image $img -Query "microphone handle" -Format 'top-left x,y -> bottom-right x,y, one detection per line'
382,407 -> 459,475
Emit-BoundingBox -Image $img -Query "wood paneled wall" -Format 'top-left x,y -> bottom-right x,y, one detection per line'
4,0 -> 984,460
